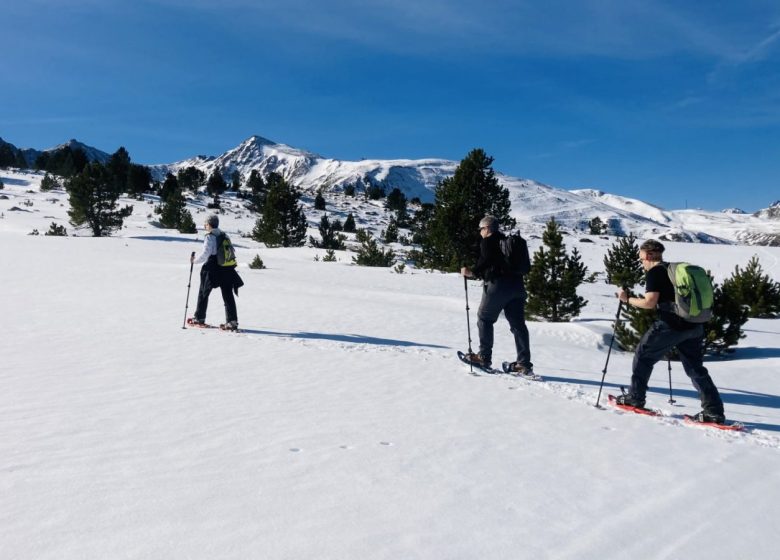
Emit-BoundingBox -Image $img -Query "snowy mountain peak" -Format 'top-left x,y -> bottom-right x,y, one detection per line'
241,135 -> 277,148
754,200 -> 780,221
45,139 -> 111,163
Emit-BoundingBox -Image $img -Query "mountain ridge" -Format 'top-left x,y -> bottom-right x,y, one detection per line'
3,134 -> 779,245
147,135 -> 778,245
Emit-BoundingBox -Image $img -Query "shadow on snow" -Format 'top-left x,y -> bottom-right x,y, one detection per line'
239,328 -> 449,349
542,374 -> 780,432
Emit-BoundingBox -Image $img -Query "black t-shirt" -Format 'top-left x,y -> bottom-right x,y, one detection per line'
644,262 -> 694,329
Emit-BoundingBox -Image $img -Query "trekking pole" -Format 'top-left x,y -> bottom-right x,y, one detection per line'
182,251 -> 195,329
464,276 -> 474,374
667,357 -> 676,404
595,299 -> 623,408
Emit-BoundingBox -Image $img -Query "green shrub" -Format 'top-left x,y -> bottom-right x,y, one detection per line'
249,254 -> 266,269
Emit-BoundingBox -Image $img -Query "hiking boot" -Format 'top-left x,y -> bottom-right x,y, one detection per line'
506,362 -> 534,376
464,352 -> 491,368
187,317 -> 205,326
221,320 -> 239,331
689,411 -> 726,424
615,393 -> 645,408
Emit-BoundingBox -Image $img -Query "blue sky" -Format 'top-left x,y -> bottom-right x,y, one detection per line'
1,0 -> 779,211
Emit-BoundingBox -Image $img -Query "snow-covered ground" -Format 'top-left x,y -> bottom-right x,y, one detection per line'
2,169 -> 780,560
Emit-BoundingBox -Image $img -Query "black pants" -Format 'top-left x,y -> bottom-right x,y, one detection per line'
194,266 -> 237,324
477,278 -> 532,367
631,320 -> 723,414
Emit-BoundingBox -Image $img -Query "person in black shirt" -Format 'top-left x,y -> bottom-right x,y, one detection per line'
460,215 -> 533,374
615,239 -> 725,423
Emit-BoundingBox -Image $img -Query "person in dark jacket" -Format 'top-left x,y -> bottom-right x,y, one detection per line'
189,214 -> 242,330
615,239 -> 725,423
460,215 -> 533,374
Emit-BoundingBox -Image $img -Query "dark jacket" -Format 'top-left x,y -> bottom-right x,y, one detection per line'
472,232 -> 507,283
202,257 -> 244,295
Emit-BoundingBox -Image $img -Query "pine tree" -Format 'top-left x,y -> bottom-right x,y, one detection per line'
603,233 -> 646,350
310,214 -> 346,250
246,170 -> 267,212
230,170 -> 242,191
107,147 -> 131,194
159,188 -> 187,229
314,190 -> 326,210
0,141 -> 28,169
160,173 -> 180,204
703,273 -> 748,355
40,173 -> 61,192
249,254 -> 266,269
15,151 -> 27,169
352,231 -> 395,267
421,149 -> 515,271
366,183 -> 385,200
37,146 -> 89,177
164,175 -> 198,233
526,218 -> 587,321
206,168 -> 228,197
178,209 -> 197,234
721,255 -> 780,318
0,143 -> 17,167
410,202 -> 434,245
383,218 -> 399,243
127,164 -> 152,197
386,188 -> 407,213
177,166 -> 206,193
66,162 -> 133,237
603,233 -> 644,290
44,222 -> 68,236
588,217 -> 607,235
251,175 -> 307,247
343,212 -> 356,233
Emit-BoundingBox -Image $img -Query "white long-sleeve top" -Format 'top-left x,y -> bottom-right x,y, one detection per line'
193,228 -> 222,264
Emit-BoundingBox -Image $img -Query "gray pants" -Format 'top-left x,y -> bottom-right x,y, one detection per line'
477,277 -> 532,367
631,320 -> 724,414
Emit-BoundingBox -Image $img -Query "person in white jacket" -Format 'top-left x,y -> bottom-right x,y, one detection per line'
189,214 -> 239,330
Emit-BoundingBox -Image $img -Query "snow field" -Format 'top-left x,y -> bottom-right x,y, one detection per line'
2,169 -> 780,559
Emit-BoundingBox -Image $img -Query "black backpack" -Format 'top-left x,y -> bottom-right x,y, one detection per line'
499,232 -> 531,276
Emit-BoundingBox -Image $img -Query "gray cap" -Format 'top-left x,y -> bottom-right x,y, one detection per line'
206,214 -> 219,228
478,215 -> 498,232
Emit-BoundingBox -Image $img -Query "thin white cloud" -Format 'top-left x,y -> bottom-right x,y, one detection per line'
728,26 -> 780,64
13,0 -> 780,61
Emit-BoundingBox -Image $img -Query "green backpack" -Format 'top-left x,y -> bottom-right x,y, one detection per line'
215,232 -> 237,267
664,262 -> 714,323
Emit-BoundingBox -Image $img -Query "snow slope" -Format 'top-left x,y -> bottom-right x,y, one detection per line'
574,189 -> 780,246
2,169 -> 780,560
